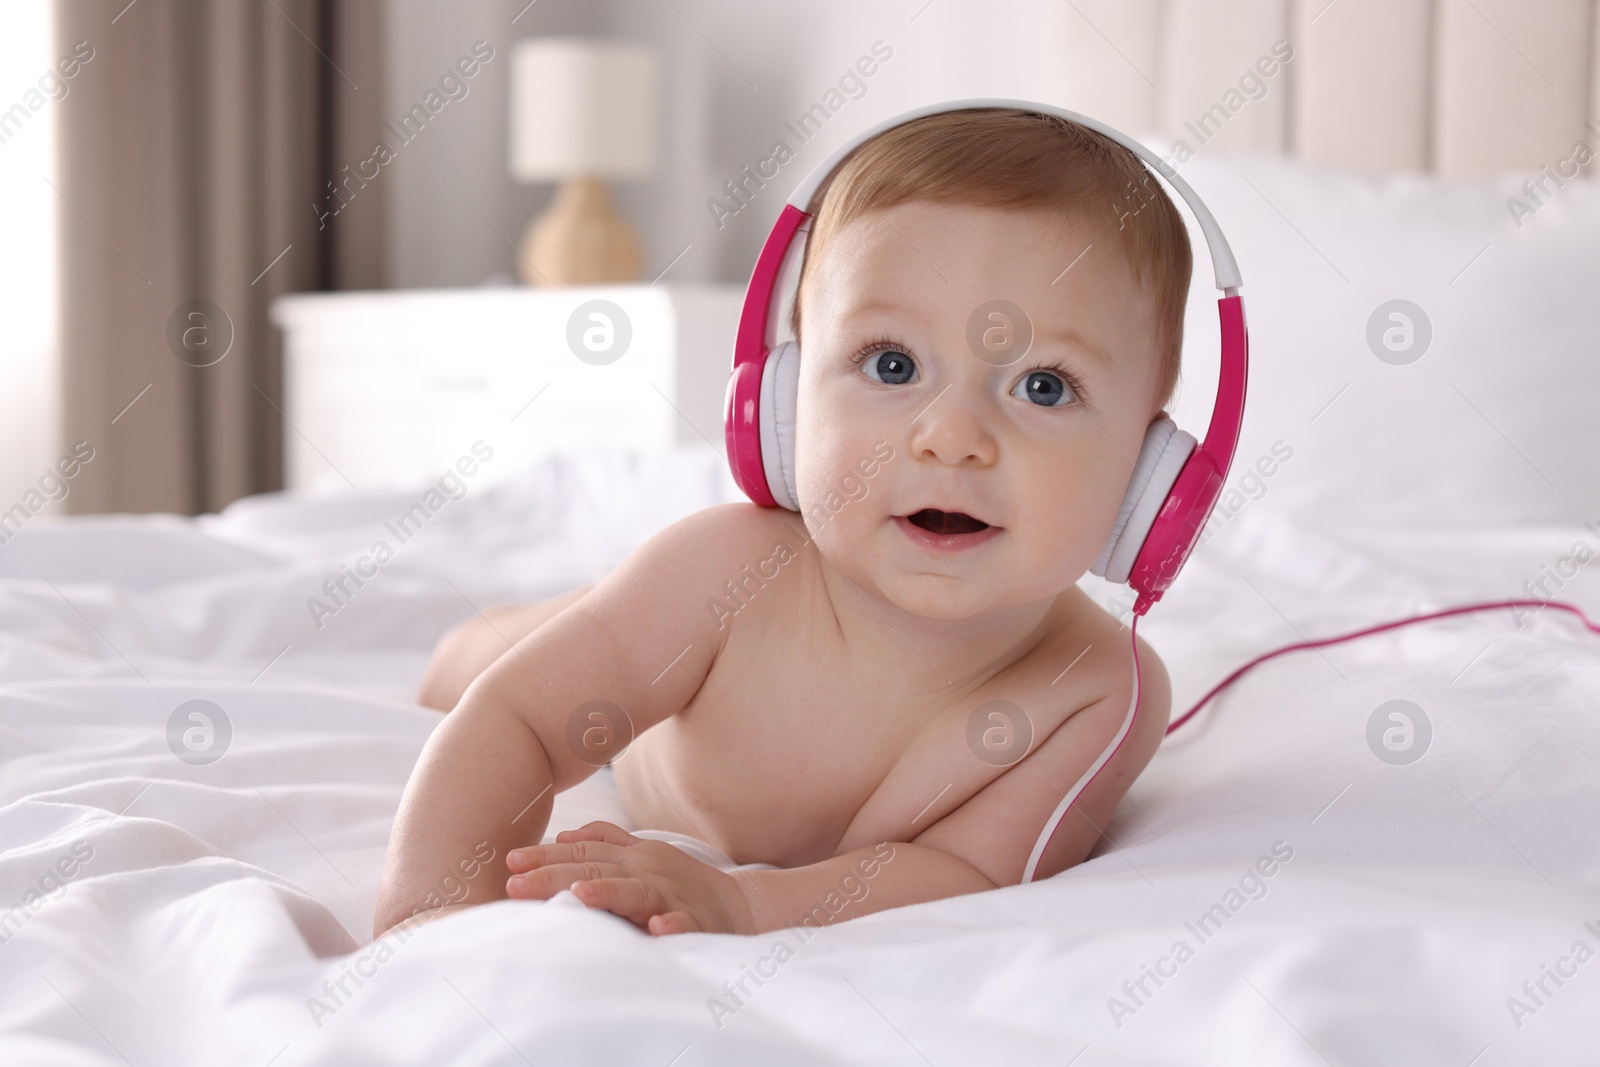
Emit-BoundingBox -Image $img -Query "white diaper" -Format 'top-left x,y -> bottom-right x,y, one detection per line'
627,828 -> 778,873
543,764 -> 777,874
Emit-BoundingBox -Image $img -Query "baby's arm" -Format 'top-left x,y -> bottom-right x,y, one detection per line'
372,505 -> 756,937
508,633 -> 1171,935
417,588 -> 594,712
748,637 -> 1171,928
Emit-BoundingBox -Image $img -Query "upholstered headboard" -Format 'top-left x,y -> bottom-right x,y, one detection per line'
1057,0 -> 1598,177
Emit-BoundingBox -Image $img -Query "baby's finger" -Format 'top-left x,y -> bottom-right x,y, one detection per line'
507,839 -> 624,873
555,821 -> 638,846
507,861 -> 624,900
647,910 -> 702,937
570,877 -> 667,926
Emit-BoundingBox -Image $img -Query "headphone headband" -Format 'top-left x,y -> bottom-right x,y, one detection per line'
785,98 -> 1242,291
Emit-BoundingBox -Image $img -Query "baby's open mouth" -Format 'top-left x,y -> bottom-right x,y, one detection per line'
905,508 -> 990,535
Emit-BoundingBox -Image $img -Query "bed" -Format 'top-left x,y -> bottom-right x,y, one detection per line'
4,137 -> 1600,1065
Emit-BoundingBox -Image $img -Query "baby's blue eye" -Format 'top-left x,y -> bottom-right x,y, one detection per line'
860,349 -> 916,386
1012,370 -> 1072,407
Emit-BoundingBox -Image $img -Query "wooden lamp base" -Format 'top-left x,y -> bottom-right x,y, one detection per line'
520,178 -> 642,286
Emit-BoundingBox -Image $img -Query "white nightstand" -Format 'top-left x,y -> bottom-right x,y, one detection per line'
270,284 -> 745,491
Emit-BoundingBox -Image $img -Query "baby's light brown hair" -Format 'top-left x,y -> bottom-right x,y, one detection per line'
790,107 -> 1192,414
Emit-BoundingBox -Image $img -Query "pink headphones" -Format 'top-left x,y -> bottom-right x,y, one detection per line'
723,99 -> 1248,616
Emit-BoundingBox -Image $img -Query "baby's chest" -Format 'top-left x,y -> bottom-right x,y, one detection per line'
619,580 -> 1106,866
685,655 -> 922,796
646,653 -> 1008,863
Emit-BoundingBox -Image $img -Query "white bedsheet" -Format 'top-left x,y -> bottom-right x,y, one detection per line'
1,444 -> 1597,1065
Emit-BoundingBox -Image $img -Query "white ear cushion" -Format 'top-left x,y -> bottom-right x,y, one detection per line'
757,340 -> 801,511
1091,417 -> 1197,584
1092,418 -> 1176,578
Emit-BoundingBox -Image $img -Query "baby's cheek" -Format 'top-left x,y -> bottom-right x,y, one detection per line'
1021,489 -> 1111,581
795,455 -> 879,539
792,495 -> 876,588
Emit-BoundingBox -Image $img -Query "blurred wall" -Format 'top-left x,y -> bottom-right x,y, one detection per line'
383,0 -> 1073,291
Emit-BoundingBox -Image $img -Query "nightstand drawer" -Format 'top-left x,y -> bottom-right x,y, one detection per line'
272,284 -> 743,490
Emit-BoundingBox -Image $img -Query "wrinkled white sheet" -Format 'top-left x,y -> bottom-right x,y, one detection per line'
0,443 -> 1597,1065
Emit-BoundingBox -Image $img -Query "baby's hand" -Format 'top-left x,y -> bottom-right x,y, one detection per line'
506,821 -> 757,936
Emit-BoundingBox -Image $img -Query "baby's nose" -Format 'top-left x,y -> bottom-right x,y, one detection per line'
908,394 -> 998,466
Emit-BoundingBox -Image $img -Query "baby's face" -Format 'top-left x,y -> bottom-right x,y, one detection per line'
794,199 -> 1165,620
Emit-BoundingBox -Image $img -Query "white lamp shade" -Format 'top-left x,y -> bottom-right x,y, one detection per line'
510,38 -> 658,182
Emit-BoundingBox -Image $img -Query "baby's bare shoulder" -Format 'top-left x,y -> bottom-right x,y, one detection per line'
598,503 -> 814,637
640,503 -> 810,587
470,503 -> 811,782
610,502 -> 793,578
688,501 -> 809,551
1026,586 -> 1170,723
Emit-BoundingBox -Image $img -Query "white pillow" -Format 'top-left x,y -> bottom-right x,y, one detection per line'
1151,148 -> 1600,530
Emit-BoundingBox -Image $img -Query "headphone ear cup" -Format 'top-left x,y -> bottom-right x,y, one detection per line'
758,340 -> 801,511
1091,416 -> 1198,584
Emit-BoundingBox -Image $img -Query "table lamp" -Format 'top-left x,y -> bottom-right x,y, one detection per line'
509,38 -> 659,286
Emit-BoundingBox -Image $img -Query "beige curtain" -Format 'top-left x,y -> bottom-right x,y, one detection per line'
55,0 -> 385,515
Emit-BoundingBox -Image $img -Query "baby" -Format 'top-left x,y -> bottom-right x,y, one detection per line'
374,108 -> 1190,938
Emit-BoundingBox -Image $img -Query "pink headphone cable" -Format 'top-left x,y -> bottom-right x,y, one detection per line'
1022,612 -> 1143,882
1166,597 -> 1600,736
1025,597 -> 1598,882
